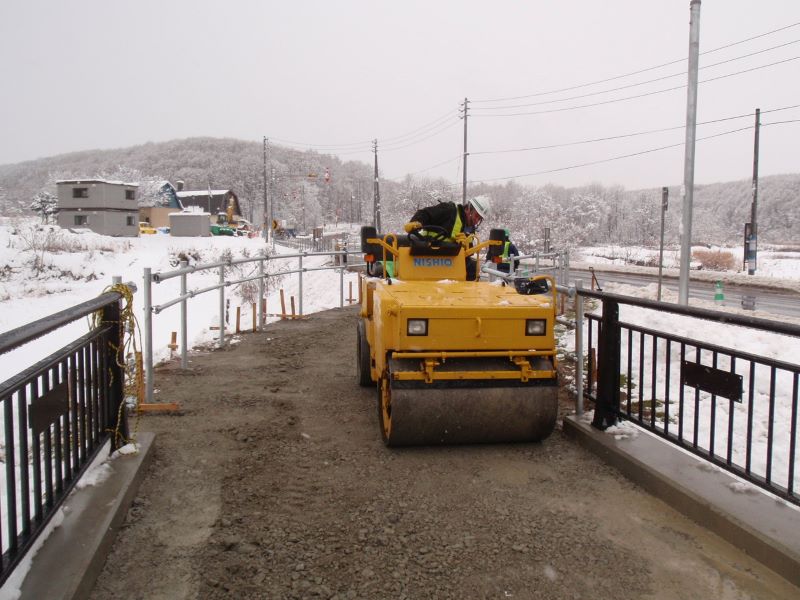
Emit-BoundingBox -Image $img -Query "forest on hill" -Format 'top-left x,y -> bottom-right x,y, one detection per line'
0,137 -> 797,251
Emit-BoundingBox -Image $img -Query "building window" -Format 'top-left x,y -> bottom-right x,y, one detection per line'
74,215 -> 88,226
72,188 -> 89,198
125,190 -> 135,200
126,216 -> 135,226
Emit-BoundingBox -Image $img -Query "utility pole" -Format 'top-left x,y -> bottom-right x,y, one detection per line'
678,0 -> 702,305
748,108 -> 761,275
657,187 -> 669,301
373,139 -> 381,231
461,98 -> 469,204
262,136 -> 270,241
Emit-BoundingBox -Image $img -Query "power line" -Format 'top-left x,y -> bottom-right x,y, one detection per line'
470,104 -> 800,156
380,119 -> 461,151
469,125 -> 756,184
267,107 -> 457,152
384,155 -> 463,182
762,118 -> 800,126
472,40 -> 800,111
471,21 -> 800,103
330,117 -> 461,157
472,56 -> 800,118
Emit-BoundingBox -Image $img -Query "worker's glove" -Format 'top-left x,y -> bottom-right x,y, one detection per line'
454,232 -> 467,244
404,221 -> 422,233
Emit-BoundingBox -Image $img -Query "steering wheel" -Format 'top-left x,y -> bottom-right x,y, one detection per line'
408,224 -> 450,244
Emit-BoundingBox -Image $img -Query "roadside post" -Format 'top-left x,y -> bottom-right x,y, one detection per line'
658,187 -> 668,301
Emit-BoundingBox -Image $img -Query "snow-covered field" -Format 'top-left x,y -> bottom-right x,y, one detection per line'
574,244 -> 800,291
0,219 -> 361,379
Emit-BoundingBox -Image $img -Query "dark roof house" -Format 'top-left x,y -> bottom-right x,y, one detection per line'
176,189 -> 241,217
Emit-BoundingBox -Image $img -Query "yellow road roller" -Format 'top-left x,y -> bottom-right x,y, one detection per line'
357,225 -> 559,446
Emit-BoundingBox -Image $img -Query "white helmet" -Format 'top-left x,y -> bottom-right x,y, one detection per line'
468,196 -> 491,219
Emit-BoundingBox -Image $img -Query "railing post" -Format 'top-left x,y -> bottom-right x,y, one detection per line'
218,264 -> 225,347
575,280 -> 584,416
258,258 -> 265,331
103,278 -> 128,449
180,261 -> 188,369
299,252 -> 304,316
592,296 -> 621,430
143,268 -> 154,405
339,267 -> 345,308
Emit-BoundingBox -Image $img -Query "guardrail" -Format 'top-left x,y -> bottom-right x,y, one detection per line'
574,289 -> 800,506
0,282 -> 133,585
143,248 -> 364,404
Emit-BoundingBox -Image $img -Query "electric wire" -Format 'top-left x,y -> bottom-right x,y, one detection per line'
472,56 -> 800,118
471,21 -> 800,103
472,40 -> 800,111
384,155 -> 463,182
267,107 -> 457,152
470,104 -> 800,156
469,125 -> 757,184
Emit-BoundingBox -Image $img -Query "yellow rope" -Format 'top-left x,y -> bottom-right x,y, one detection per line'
92,283 -> 142,449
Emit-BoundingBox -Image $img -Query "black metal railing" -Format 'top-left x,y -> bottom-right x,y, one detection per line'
581,289 -> 800,506
0,288 -> 129,584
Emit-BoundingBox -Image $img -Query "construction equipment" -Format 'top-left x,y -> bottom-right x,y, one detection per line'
357,225 -> 559,446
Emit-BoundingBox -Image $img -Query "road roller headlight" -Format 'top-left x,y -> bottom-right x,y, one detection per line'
407,318 -> 428,336
525,319 -> 546,336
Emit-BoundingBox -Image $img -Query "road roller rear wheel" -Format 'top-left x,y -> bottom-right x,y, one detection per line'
356,320 -> 372,387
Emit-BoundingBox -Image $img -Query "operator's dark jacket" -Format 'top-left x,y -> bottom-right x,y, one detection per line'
410,202 -> 468,239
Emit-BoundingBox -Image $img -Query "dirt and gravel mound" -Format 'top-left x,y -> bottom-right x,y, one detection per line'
89,306 -> 797,599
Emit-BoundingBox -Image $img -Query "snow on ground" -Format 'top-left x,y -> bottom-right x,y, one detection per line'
573,244 -> 800,292
558,278 -> 800,495
0,219 -> 361,379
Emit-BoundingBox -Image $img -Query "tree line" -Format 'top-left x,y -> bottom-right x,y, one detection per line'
1,137 -> 797,248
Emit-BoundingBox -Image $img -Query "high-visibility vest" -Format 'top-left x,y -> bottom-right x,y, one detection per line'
422,208 -> 463,242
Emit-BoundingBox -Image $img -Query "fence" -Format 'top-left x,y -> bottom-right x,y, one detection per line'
576,288 -> 800,506
0,284 -> 132,585
143,248 -> 364,405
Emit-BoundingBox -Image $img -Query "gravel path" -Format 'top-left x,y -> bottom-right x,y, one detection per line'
89,306 -> 797,599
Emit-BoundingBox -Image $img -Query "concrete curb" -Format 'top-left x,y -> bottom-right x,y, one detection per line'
18,432 -> 155,600
563,415 -> 800,588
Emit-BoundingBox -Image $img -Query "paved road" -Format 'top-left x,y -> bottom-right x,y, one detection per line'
569,268 -> 800,317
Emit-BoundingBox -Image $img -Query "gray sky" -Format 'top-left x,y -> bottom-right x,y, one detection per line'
1,0 -> 799,190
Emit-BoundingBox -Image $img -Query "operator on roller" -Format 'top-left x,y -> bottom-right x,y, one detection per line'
403,196 -> 492,280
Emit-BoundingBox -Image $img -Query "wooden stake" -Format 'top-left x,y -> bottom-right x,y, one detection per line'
168,332 -> 178,357
252,302 -> 257,332
348,281 -> 354,304
236,306 -> 241,333
290,296 -> 296,319
280,289 -> 286,320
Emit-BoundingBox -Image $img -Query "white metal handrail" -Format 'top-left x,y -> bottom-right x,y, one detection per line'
143,248 -> 363,404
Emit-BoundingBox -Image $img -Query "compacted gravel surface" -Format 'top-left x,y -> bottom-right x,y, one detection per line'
89,306 -> 798,599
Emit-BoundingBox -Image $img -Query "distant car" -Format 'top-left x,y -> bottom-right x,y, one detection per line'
139,222 -> 157,235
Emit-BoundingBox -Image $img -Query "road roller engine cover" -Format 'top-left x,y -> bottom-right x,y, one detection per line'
357,224 -> 559,446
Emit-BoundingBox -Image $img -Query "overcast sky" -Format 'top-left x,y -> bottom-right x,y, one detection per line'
1,0 -> 799,190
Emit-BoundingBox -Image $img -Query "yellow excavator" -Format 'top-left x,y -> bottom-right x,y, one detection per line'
357,225 -> 558,446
